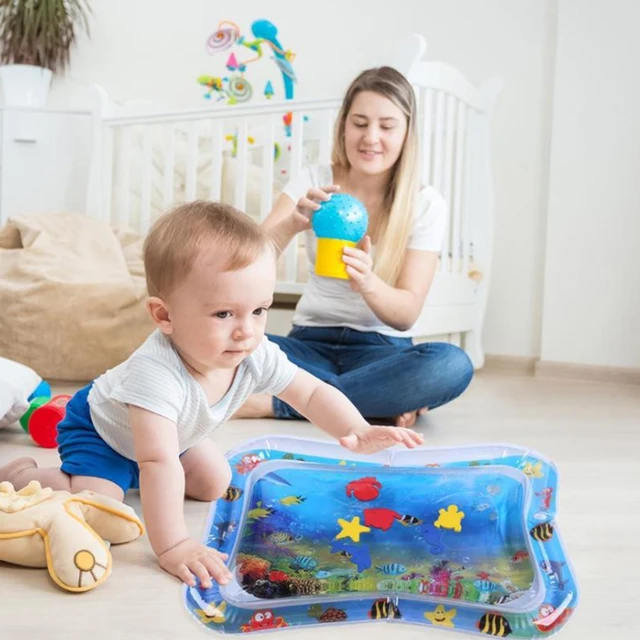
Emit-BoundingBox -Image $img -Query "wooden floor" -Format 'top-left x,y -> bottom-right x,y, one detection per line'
1,371 -> 638,639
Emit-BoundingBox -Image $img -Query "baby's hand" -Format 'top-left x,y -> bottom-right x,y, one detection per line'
339,425 -> 424,454
158,538 -> 232,588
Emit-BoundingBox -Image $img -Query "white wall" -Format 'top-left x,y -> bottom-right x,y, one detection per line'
45,0 -> 555,361
540,0 -> 640,368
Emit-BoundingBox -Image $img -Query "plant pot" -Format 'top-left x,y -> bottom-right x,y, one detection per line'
0,64 -> 52,107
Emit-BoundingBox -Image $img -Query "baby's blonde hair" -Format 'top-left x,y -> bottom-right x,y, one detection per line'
144,201 -> 272,298
332,66 -> 420,286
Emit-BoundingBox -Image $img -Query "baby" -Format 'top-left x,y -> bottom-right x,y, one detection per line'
0,201 -> 423,588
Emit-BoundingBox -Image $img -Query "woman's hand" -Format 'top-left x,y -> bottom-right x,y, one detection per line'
292,185 -> 341,233
343,235 -> 376,294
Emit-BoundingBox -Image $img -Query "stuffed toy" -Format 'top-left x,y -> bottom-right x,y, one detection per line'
0,357 -> 70,447
0,357 -> 48,430
0,480 -> 144,592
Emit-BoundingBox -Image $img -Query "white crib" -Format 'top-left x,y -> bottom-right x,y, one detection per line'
85,34 -> 502,368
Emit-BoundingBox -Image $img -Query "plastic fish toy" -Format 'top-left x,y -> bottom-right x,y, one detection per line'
221,486 -> 243,502
363,508 -> 401,531
375,563 -> 406,576
264,531 -> 298,545
540,560 -> 567,590
512,550 -> 530,563
247,501 -> 275,520
279,495 -> 305,506
330,541 -> 372,572
398,514 -> 423,526
369,598 -> 401,619
290,556 -> 317,571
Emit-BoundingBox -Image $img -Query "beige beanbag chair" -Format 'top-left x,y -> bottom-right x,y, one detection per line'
0,212 -> 154,381
0,481 -> 144,592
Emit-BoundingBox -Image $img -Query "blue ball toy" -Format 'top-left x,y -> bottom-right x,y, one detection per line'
311,194 -> 369,279
312,194 -> 368,242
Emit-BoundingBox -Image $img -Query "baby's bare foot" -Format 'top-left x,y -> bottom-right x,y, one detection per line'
0,456 -> 38,486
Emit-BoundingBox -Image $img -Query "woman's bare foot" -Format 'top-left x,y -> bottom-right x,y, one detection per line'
395,407 -> 429,428
232,394 -> 275,419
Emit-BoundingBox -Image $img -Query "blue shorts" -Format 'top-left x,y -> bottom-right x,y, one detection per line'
57,383 -> 140,493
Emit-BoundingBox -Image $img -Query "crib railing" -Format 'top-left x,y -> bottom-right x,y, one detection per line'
412,62 -> 497,282
86,50 -> 500,301
86,96 -> 340,291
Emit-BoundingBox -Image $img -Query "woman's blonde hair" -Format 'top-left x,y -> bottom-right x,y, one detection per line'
331,66 -> 419,285
144,201 -> 272,298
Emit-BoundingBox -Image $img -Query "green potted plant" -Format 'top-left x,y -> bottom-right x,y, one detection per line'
0,0 -> 91,107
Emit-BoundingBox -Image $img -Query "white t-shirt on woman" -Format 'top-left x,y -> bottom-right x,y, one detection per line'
281,164 -> 447,338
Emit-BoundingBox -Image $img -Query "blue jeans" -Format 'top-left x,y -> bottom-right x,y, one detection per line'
268,326 -> 474,420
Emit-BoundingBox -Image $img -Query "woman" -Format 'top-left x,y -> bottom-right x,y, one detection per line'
235,66 -> 473,427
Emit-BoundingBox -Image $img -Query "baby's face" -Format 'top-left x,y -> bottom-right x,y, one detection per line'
164,247 -> 276,371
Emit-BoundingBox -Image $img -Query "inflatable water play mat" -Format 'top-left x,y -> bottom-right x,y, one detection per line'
184,437 -> 577,636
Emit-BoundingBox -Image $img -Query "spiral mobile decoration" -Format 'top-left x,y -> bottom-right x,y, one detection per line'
202,19 -> 296,102
227,75 -> 253,102
205,22 -> 240,54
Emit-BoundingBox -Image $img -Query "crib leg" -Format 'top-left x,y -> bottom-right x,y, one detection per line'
463,329 -> 485,369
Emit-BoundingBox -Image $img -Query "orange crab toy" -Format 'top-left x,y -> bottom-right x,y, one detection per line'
345,477 -> 382,501
240,610 -> 288,632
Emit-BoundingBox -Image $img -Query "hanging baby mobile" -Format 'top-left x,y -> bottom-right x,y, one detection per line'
197,19 -> 297,105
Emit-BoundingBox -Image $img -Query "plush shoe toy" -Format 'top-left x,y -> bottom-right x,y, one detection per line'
0,480 -> 144,592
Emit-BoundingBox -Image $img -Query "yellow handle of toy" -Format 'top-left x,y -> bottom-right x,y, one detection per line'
315,238 -> 356,279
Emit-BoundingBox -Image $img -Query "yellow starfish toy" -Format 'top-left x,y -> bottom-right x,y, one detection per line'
424,604 -> 457,627
194,601 -> 227,624
521,461 -> 544,478
335,516 -> 371,542
0,481 -> 144,592
434,504 -> 465,532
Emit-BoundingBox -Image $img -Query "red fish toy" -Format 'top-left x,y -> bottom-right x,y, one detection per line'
512,550 -> 530,563
363,508 -> 402,531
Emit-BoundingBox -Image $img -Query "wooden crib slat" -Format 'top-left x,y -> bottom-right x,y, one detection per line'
119,126 -> 132,229
432,91 -> 446,197
260,115 -> 276,221
452,99 -> 466,274
162,125 -> 175,210
318,110 -> 334,166
441,94 -> 456,273
101,127 -> 114,225
234,119 -> 248,211
289,110 -> 304,175
285,111 -> 305,282
209,121 -> 223,201
461,108 -> 475,276
421,88 -> 433,185
185,121 -> 198,201
140,126 -> 153,233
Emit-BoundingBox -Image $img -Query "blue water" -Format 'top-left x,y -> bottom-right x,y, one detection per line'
233,464 -> 534,604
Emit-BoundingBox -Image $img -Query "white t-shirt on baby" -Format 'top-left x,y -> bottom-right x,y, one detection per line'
88,330 -> 297,460
282,164 -> 447,337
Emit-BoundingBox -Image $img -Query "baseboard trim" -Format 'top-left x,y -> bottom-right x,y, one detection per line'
534,360 -> 640,385
483,355 -> 536,375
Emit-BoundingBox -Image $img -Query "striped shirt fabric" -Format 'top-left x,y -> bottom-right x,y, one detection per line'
87,330 -> 297,460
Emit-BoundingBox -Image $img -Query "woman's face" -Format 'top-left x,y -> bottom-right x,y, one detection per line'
343,90 -> 408,176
